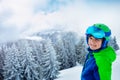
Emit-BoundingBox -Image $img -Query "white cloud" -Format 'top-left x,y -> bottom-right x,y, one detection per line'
35,0 -> 120,37
0,0 -> 32,28
0,0 -> 120,42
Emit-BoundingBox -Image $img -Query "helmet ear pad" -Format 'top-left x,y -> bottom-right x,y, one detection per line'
101,38 -> 108,49
86,34 -> 91,44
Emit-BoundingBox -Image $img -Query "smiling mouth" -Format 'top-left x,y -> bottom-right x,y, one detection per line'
89,44 -> 96,48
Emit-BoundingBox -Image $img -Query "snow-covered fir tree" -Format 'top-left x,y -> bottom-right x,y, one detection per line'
29,40 -> 44,80
3,43 -> 22,80
38,30 -> 78,70
61,32 -> 77,68
3,40 -> 42,80
108,36 -> 119,51
18,40 -> 40,80
0,44 -> 5,80
40,39 -> 59,80
54,35 -> 69,70
75,36 -> 88,65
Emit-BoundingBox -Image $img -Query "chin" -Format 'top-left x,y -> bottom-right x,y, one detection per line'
90,47 -> 98,50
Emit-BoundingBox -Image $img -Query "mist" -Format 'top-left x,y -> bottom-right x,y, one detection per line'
0,0 -> 120,43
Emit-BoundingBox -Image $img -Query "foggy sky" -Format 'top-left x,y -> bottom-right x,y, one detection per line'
0,0 -> 120,43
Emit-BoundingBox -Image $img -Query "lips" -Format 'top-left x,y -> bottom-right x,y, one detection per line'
89,44 -> 97,49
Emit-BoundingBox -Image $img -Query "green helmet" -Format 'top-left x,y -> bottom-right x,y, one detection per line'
86,23 -> 111,48
86,23 -> 111,41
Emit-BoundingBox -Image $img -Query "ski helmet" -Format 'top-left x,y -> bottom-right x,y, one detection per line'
86,23 -> 111,48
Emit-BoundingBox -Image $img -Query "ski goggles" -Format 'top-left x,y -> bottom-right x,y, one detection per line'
86,26 -> 105,39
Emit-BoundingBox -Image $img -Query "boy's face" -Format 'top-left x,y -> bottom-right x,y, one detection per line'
88,36 -> 103,50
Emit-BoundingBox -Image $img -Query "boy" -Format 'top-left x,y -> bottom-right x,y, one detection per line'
81,23 -> 116,80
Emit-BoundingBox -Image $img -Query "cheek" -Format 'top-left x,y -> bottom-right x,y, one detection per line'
88,39 -> 92,44
97,41 -> 102,47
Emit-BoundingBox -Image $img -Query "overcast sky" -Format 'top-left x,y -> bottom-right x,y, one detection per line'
0,0 -> 120,43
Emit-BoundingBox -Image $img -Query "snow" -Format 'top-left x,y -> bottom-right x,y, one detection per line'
55,50 -> 120,80
21,36 -> 43,41
112,50 -> 120,80
55,66 -> 82,80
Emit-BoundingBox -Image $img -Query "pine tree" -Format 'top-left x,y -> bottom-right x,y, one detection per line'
61,32 -> 77,68
40,39 -> 59,80
108,36 -> 119,51
18,40 -> 40,80
3,43 -> 22,80
75,36 -> 88,65
30,40 -> 43,80
54,37 -> 69,70
0,44 -> 5,80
